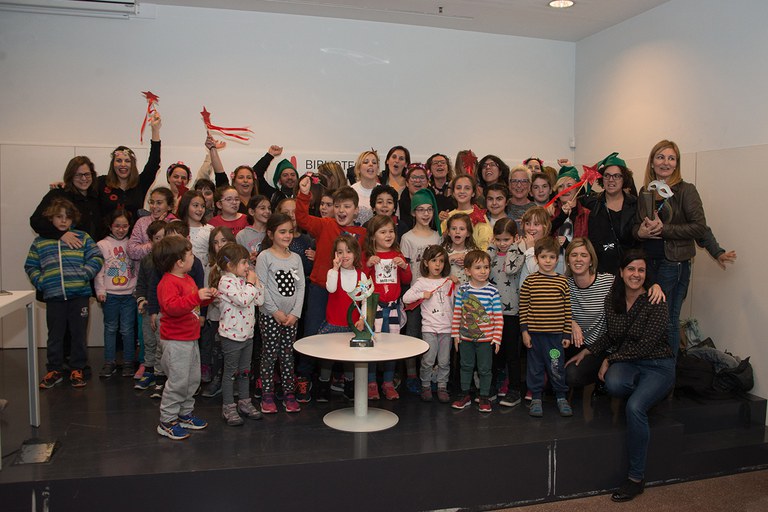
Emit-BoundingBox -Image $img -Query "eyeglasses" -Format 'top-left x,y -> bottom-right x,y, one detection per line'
431,160 -> 447,166
409,175 -> 427,182
482,162 -> 499,169
221,197 -> 240,203
603,173 -> 623,181
73,173 -> 92,180
414,207 -> 433,213
510,179 -> 529,185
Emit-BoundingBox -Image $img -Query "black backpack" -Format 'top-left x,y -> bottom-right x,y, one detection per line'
675,353 -> 754,400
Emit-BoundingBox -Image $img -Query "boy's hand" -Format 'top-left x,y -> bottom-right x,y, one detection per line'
367,255 -> 381,267
267,145 -> 283,157
522,331 -> 532,348
453,337 -> 460,351
393,257 -> 407,269
423,290 -> 432,300
562,338 -> 571,349
298,175 -> 312,195
493,343 -> 500,354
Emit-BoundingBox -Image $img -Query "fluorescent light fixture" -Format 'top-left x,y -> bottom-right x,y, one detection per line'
0,0 -> 139,18
549,0 -> 574,8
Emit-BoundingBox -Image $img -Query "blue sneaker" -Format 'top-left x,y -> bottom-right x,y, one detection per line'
529,398 -> 543,418
134,372 -> 155,390
178,414 -> 208,430
557,398 -> 573,417
157,421 -> 189,440
406,377 -> 420,395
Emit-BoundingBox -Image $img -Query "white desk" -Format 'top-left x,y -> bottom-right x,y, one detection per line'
294,332 -> 428,432
0,290 -> 39,427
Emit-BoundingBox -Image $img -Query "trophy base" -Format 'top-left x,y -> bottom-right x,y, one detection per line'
350,337 -> 374,348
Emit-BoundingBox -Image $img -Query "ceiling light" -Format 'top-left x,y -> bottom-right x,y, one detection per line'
549,1 -> 574,8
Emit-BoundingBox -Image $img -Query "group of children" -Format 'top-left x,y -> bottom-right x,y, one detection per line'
25,148 -> 581,442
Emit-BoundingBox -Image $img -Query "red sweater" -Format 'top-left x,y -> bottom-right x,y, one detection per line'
295,191 -> 366,286
157,273 -> 211,341
363,250 -> 412,303
209,214 -> 249,237
326,268 -> 362,327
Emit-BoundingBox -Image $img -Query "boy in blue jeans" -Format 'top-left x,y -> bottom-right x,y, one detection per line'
519,237 -> 573,418
153,235 -> 216,440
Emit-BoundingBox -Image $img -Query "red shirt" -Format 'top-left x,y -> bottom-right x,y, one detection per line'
363,250 -> 412,303
208,214 -> 249,237
326,268 -> 362,327
295,191 -> 366,286
157,273 -> 211,341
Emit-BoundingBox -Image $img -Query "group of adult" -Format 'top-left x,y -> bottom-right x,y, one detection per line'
29,127 -> 735,502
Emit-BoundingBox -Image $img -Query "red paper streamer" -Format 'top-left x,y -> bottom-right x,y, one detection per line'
140,91 -> 159,143
200,106 -> 253,141
544,164 -> 601,208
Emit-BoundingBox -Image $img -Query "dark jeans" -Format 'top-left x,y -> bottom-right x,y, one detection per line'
526,332 -> 568,399
604,357 -> 675,481
495,315 -> 521,392
649,258 -> 690,358
565,348 -> 603,388
46,296 -> 90,371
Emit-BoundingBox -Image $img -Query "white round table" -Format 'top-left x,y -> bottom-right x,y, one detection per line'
294,332 -> 428,432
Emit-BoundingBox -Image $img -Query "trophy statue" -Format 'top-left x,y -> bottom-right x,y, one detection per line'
346,276 -> 379,348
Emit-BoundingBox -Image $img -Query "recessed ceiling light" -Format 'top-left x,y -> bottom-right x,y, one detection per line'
549,0 -> 574,8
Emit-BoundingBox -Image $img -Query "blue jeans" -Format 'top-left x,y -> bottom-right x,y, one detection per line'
649,258 -> 690,358
103,294 -> 136,364
604,357 -> 675,481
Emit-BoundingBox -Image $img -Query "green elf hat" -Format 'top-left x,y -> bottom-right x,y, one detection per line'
557,165 -> 580,183
410,188 -> 441,236
273,159 -> 297,189
596,152 -> 626,173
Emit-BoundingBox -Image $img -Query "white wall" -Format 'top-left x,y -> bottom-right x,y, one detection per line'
575,0 -> 767,398
0,5 -> 576,347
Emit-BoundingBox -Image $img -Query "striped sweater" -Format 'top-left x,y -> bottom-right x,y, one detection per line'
24,230 -> 104,301
519,272 -> 572,339
451,282 -> 503,345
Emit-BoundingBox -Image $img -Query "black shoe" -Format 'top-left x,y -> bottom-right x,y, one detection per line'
316,380 -> 331,403
611,479 -> 644,502
343,380 -> 354,401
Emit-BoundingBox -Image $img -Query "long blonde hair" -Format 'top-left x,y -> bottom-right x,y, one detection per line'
644,139 -> 682,189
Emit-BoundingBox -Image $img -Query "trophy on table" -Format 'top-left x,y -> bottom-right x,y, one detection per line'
346,276 -> 379,348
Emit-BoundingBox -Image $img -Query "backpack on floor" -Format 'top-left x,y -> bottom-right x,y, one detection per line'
676,353 -> 754,400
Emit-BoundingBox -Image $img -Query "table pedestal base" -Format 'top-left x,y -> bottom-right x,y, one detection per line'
322,408 -> 398,432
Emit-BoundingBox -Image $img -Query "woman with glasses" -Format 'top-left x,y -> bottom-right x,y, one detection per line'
31,156 -> 103,244
475,155 -> 510,208
507,166 -> 536,229
426,153 -> 457,221
398,163 -> 430,237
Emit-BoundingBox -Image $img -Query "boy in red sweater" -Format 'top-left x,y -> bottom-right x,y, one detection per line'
153,235 -> 217,440
295,175 -> 367,402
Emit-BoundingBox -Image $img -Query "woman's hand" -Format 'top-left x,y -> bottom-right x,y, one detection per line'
638,217 -> 663,239
565,348 -> 590,368
267,145 -> 283,157
49,181 -> 65,190
717,250 -> 737,270
571,321 -> 584,347
598,358 -> 610,382
367,255 -> 381,267
648,283 -> 666,304
60,231 -> 83,249
150,112 -> 162,139
557,158 -> 573,167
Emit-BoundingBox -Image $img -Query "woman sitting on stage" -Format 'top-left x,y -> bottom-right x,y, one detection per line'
567,249 -> 674,502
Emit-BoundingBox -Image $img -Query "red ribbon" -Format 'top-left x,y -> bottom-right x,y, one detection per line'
544,164 -> 601,208
463,150 -> 477,176
140,91 -> 159,143
200,106 -> 253,141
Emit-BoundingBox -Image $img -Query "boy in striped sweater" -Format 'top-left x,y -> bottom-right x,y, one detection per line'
451,250 -> 503,413
519,237 -> 573,418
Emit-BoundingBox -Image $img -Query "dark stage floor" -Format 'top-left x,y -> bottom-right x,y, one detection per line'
1,348 -> 766,512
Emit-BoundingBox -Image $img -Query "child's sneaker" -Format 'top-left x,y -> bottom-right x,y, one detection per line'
478,398 -> 492,413
498,377 -> 509,397
260,393 -> 278,414
451,394 -> 472,410
529,398 -> 543,417
316,380 -> 331,403
295,377 -> 312,403
237,398 -> 263,420
134,372 -> 155,390
283,394 -> 301,413
133,363 -> 146,380
157,421 -> 189,440
343,380 -> 355,401
436,387 -> 451,403
201,374 -> 222,397
121,363 -> 135,378
420,386 -> 433,402
330,375 -> 345,393
382,381 -> 399,400
524,390 -> 533,402
222,403 -> 244,426
40,370 -> 63,389
253,378 -> 263,399
70,369 -> 86,388
406,377 -> 420,395
178,414 -> 208,430
368,382 -> 380,400
557,398 -> 573,417
150,382 -> 164,399
500,389 -> 522,407
99,362 -> 116,378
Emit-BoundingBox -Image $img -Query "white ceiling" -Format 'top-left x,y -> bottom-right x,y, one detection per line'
149,0 -> 670,42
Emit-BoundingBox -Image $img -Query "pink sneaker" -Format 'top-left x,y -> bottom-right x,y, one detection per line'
260,393 -> 278,414
283,393 -> 301,413
133,363 -> 146,380
382,381 -> 399,400
368,382 -> 380,400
